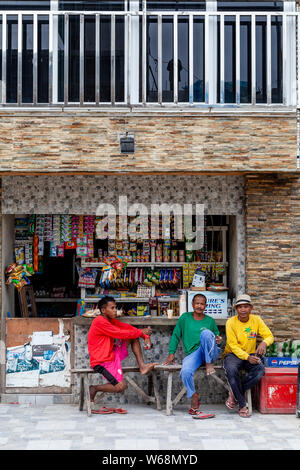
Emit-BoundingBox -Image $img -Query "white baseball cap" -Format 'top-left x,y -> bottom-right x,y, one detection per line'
234,294 -> 252,308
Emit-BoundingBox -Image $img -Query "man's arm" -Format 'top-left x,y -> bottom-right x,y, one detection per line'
163,318 -> 183,364
256,317 -> 274,356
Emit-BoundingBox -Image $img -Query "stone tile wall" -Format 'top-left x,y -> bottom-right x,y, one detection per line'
0,112 -> 297,172
245,174 -> 300,340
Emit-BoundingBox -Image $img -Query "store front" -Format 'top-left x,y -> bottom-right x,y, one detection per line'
1,174 -> 246,404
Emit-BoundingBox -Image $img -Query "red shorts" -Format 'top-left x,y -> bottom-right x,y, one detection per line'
93,340 -> 128,385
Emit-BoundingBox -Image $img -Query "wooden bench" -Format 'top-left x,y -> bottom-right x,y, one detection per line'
70,366 -> 160,417
153,364 -> 252,416
71,364 -> 252,417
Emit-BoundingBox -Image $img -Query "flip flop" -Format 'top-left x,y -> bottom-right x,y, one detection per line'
192,411 -> 215,420
91,406 -> 114,415
239,407 -> 251,418
113,408 -> 128,414
225,397 -> 237,410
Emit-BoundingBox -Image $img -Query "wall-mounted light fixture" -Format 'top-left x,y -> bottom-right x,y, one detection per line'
119,132 -> 135,154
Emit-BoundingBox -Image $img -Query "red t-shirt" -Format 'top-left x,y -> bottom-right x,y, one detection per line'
88,315 -> 147,367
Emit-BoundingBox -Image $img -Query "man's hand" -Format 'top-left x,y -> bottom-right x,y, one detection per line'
141,326 -> 152,336
255,341 -> 267,357
247,354 -> 261,364
163,354 -> 175,365
144,336 -> 152,350
216,335 -> 222,345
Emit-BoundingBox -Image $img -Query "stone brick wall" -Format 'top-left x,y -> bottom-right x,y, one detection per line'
245,174 -> 300,341
0,112 -> 297,173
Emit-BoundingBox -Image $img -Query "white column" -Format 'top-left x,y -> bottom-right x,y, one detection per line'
51,0 -> 58,104
129,0 -> 140,104
206,1 -> 217,104
284,1 -> 296,106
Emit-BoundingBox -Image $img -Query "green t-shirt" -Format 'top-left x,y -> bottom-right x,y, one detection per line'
168,312 -> 220,357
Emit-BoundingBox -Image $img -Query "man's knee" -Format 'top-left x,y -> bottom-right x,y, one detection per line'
200,329 -> 214,341
114,380 -> 127,393
180,368 -> 194,382
224,360 -> 240,379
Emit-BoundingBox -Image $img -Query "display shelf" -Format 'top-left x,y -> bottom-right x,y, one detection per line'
81,261 -> 228,268
83,296 -> 179,303
79,225 -> 228,308
35,298 -> 79,303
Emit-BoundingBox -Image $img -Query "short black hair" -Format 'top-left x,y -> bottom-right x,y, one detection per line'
192,293 -> 207,304
98,296 -> 116,313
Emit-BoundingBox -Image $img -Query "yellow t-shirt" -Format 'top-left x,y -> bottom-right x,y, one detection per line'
223,314 -> 274,361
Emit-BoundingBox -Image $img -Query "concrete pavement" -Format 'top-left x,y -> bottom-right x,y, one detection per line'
0,402 -> 299,450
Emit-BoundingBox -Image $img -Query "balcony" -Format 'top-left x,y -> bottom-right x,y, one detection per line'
0,9 -> 298,108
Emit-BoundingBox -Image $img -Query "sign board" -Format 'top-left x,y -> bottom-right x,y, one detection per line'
186,290 -> 228,319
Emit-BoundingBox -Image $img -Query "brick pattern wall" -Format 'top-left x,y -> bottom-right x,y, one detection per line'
245,174 -> 300,340
0,113 -> 297,173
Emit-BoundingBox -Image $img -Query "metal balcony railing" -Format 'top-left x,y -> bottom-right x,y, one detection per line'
0,9 -> 298,107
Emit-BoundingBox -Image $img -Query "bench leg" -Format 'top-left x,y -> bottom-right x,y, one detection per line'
246,389 -> 252,415
209,372 -> 229,391
124,374 -> 156,405
84,375 -> 92,417
152,371 -> 162,411
79,374 -> 84,411
172,386 -> 187,409
166,372 -> 173,416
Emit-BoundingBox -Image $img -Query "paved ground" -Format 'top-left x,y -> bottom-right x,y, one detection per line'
0,402 -> 299,451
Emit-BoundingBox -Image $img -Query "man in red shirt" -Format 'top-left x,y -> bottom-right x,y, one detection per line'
88,296 -> 157,409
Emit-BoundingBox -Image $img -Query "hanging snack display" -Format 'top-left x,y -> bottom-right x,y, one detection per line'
5,263 -> 34,290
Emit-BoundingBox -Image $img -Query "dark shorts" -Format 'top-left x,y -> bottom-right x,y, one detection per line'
93,364 -> 119,386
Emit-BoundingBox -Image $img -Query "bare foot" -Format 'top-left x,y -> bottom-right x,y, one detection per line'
89,385 -> 96,402
139,362 -> 159,375
206,363 -> 215,376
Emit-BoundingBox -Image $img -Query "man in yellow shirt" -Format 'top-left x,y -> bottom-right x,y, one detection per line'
223,294 -> 274,418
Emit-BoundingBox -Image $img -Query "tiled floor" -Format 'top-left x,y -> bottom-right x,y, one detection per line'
0,402 -> 299,450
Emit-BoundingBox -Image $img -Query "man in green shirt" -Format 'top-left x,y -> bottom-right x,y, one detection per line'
163,294 -> 222,417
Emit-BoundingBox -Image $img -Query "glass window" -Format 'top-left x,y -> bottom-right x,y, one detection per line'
6,16 -> 18,103
22,15 -> 33,103
146,1 -> 205,10
38,16 -> 49,103
0,1 -> 50,9
146,15 -> 158,102
162,16 -> 173,102
217,2 -> 283,11
59,1 -> 125,10
193,16 -> 205,102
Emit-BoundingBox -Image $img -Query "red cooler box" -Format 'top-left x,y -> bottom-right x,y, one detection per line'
257,367 -> 298,414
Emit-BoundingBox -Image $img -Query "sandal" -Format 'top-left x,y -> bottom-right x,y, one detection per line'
91,406 -> 114,415
113,408 -> 128,414
192,411 -> 215,420
225,397 -> 237,410
239,407 -> 251,418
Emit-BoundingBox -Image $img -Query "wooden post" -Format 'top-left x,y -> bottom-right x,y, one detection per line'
84,374 -> 92,417
152,371 -> 162,411
79,374 -> 84,411
166,372 -> 173,416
